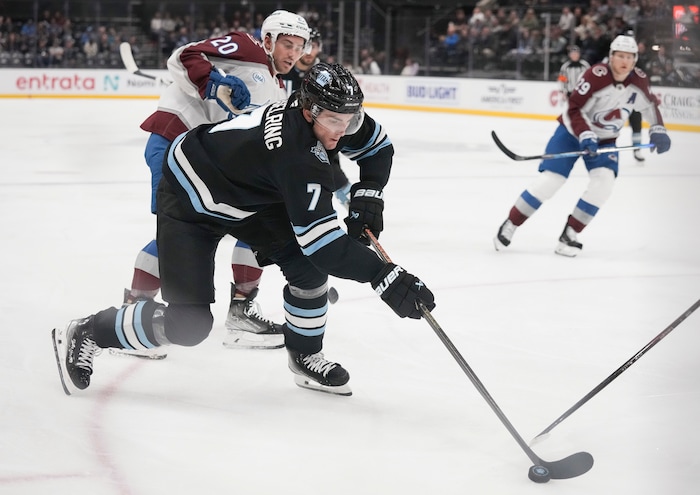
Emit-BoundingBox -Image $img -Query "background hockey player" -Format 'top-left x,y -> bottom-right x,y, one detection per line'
126,10 -> 311,355
493,35 -> 671,257
52,63 -> 436,398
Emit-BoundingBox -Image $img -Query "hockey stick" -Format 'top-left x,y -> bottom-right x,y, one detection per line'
119,42 -> 263,116
533,298 -> 700,442
364,229 -> 594,481
119,42 -> 172,85
491,130 -> 655,161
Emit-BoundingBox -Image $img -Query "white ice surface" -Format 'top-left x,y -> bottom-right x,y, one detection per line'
1,99 -> 699,494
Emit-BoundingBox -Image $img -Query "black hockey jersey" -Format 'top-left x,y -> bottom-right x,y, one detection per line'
163,97 -> 394,282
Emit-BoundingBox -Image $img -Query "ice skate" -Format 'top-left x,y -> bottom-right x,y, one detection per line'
493,219 -> 517,251
555,225 -> 583,257
288,349 -> 352,396
223,285 -> 284,349
109,289 -> 168,359
52,317 -> 102,395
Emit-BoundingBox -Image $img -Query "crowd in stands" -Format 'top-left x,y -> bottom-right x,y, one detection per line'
431,0 -> 700,87
1,1 -> 698,88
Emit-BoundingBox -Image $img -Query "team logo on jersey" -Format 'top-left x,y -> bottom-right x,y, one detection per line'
592,107 -> 630,131
310,141 -> 330,164
592,65 -> 608,77
634,67 -> 646,78
251,72 -> 266,84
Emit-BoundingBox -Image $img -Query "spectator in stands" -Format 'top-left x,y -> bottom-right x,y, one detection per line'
650,43 -> 672,69
48,37 -> 64,66
437,21 -> 462,64
623,0 -> 641,28
468,6 -> 486,29
581,24 -> 610,63
149,11 -> 163,43
558,6 -> 576,34
520,8 -> 541,32
359,48 -> 381,74
635,39 -> 651,72
400,56 -> 419,76
82,32 -> 98,61
546,25 -> 570,59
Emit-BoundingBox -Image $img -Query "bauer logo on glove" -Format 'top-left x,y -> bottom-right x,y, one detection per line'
345,181 -> 384,244
371,263 -> 436,319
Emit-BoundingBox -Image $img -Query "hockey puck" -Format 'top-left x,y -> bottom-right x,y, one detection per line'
328,287 -> 339,304
528,465 -> 551,483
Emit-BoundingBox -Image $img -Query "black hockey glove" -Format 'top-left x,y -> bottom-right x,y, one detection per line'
371,263 -> 436,319
344,181 -> 384,244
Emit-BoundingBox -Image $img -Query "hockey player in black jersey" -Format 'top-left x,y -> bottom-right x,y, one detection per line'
280,28 -> 353,208
52,63 -> 435,397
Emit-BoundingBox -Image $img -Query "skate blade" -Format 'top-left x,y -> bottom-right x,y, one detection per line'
109,348 -> 168,360
293,374 -> 352,396
554,243 -> 581,257
51,328 -> 74,396
222,330 -> 284,350
493,236 -> 508,251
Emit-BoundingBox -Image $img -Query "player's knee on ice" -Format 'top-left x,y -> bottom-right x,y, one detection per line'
165,304 -> 214,346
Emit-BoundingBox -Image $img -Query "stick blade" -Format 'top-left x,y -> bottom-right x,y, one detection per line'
119,42 -> 139,73
491,131 -> 519,160
542,451 -> 594,479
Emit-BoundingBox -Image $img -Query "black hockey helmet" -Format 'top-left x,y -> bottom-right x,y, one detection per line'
309,28 -> 322,45
300,62 -> 364,115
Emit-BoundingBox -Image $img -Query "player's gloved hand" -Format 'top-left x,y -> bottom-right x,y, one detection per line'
205,69 -> 251,116
344,181 -> 384,244
649,125 -> 671,154
579,130 -> 599,156
334,181 -> 352,210
371,263 -> 435,319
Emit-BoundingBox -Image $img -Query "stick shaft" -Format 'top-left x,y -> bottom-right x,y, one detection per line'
364,229 -> 542,465
535,298 -> 700,438
491,130 -> 654,161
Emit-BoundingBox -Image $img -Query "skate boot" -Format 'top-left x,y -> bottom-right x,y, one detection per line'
555,225 -> 583,257
288,349 -> 352,396
52,317 -> 102,395
493,219 -> 517,251
108,289 -> 167,360
223,285 -> 284,349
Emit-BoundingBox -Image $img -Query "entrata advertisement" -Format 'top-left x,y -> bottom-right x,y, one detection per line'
0,69 -> 164,97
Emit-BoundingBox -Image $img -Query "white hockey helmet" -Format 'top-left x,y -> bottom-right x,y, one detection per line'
261,10 -> 312,54
609,35 -> 638,62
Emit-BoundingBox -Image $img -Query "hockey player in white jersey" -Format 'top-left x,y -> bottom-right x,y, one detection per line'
123,10 -> 312,357
494,35 -> 671,256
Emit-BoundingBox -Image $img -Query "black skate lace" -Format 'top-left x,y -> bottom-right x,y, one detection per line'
301,353 -> 337,377
76,337 -> 101,371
